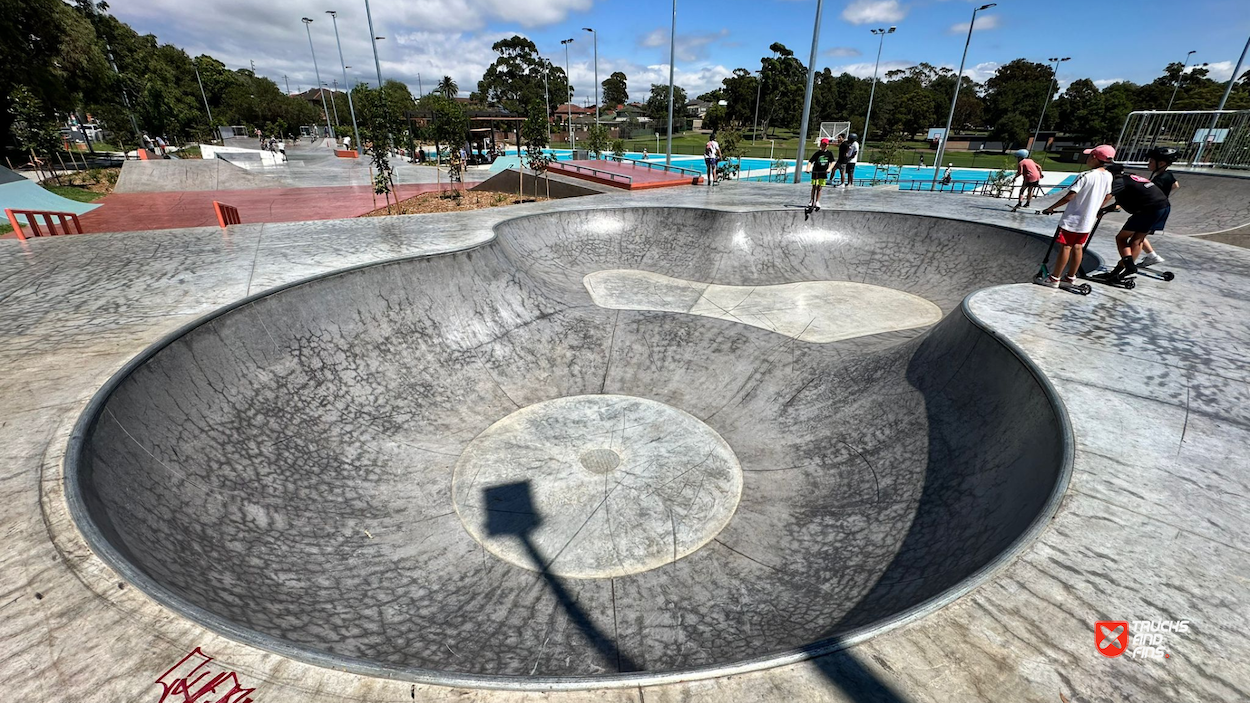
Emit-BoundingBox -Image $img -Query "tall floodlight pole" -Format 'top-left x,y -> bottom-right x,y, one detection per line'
418,72 -> 423,97
583,28 -> 599,126
193,61 -> 215,137
543,66 -> 552,142
302,17 -> 334,139
752,70 -> 762,143
328,10 -> 361,157
933,3 -> 995,185
792,0 -> 825,183
1166,50 -> 1197,111
284,75 -> 291,94
1194,32 -> 1250,167
562,38 -> 575,150
862,26 -> 895,157
363,0 -> 384,90
665,0 -> 677,167
327,81 -> 341,127
1030,56 -> 1069,154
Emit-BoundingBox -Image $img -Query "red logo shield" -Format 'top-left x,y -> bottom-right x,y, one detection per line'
1096,621 -> 1129,657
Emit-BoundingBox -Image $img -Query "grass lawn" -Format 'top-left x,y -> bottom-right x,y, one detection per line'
620,131 -> 1086,172
42,185 -> 108,203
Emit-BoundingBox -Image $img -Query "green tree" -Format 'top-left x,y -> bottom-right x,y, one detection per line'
892,91 -> 937,139
759,43 -> 808,135
1054,78 -> 1104,143
521,100 -> 550,198
585,124 -> 610,158
990,113 -> 1030,151
8,86 -> 63,160
602,71 -> 627,108
438,76 -> 457,99
714,127 -> 743,181
645,83 -> 687,135
984,59 -> 1055,134
1098,82 -> 1139,144
476,36 -> 568,116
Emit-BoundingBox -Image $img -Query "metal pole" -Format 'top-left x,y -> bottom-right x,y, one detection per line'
328,11 -> 361,158
87,2 -> 143,147
544,68 -> 551,143
752,71 -> 762,143
1166,51 -> 1196,112
562,38 -> 575,151
284,75 -> 291,94
933,3 -> 994,185
1194,33 -> 1249,166
862,27 -> 894,157
584,28 -> 599,126
1031,56 -> 1068,155
665,0 -> 676,168
364,0 -> 384,91
418,72 -> 423,97
193,62 -> 215,136
327,81 -> 341,128
792,0 -> 824,183
302,18 -> 334,140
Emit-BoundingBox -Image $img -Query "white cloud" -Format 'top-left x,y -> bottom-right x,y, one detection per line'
825,46 -> 862,58
1093,78 -> 1125,88
829,60 -> 914,79
108,0 -> 594,99
959,61 -> 999,83
639,28 -> 731,63
841,0 -> 907,25
948,14 -> 1001,34
1204,60 -> 1237,82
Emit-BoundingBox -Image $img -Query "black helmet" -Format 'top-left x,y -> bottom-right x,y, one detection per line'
1147,146 -> 1179,163
849,133 -> 858,141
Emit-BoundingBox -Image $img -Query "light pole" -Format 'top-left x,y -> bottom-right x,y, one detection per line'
302,17 -> 334,140
583,28 -> 599,126
1194,32 -> 1250,167
418,72 -> 423,97
562,38 -> 575,151
1166,51 -> 1198,111
665,0 -> 677,167
326,81 -> 341,128
933,3 -> 995,185
543,66 -> 551,143
363,0 -> 385,91
1030,56 -> 1069,155
862,26 -> 895,157
792,0 -> 825,183
327,10 -> 361,157
193,60 -> 215,139
752,70 -> 762,143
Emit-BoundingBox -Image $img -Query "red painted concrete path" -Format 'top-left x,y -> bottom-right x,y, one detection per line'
4,183 -> 451,238
547,160 -> 703,190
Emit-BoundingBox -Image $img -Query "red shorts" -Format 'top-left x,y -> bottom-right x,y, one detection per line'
1056,228 -> 1089,247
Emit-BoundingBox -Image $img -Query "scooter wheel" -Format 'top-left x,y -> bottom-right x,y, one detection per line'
1079,284 -> 1092,295
1162,271 -> 1175,281
1124,278 -> 1136,289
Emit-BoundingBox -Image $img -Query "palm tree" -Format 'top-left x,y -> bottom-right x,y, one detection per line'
438,76 -> 457,100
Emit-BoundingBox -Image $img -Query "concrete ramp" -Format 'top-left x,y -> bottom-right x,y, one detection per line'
1103,168 -> 1250,238
114,159 -> 278,193
0,166 -> 99,222
69,208 -> 1070,686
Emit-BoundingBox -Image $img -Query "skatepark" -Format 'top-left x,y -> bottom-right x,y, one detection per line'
2,166 -> 1249,701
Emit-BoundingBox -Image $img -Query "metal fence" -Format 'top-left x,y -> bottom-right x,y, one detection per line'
1116,110 -> 1250,170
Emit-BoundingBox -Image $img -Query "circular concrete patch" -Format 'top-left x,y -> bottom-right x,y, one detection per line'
451,394 -> 743,578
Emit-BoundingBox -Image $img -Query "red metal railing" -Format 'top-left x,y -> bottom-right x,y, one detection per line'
213,201 -> 241,228
5,208 -> 84,241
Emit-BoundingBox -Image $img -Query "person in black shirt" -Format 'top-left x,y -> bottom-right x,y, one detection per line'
806,138 -> 835,210
1103,163 -> 1171,280
1138,146 -> 1180,266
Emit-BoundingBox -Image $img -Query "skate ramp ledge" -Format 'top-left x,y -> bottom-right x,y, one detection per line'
66,207 -> 1073,689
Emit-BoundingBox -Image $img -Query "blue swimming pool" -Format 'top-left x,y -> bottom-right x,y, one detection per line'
495,148 -> 1076,193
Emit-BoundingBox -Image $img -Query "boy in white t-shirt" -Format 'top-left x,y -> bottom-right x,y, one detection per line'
1037,145 -> 1116,289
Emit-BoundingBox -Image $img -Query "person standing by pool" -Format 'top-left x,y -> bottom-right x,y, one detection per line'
839,134 -> 859,186
805,138 -> 835,211
941,163 -> 953,186
704,134 -> 721,186
1011,149 -> 1044,211
642,147 -> 649,160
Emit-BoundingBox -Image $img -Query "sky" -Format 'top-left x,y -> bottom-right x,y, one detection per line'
111,0 -> 1250,105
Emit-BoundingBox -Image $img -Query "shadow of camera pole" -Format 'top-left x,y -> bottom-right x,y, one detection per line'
484,481 -> 637,674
